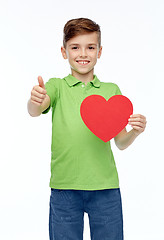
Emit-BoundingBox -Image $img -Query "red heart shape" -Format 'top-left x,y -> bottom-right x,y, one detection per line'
80,95 -> 133,142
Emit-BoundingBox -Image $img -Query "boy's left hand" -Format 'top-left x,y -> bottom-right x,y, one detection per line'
128,114 -> 147,136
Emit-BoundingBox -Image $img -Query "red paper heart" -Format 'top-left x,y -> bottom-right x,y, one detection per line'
80,95 -> 133,142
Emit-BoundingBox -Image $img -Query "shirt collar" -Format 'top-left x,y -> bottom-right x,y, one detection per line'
64,74 -> 101,88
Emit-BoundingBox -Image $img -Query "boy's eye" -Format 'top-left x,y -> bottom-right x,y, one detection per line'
71,46 -> 95,50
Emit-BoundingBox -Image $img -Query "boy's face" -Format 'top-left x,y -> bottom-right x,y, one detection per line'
61,32 -> 102,77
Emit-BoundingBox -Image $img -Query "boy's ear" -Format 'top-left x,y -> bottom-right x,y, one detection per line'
61,46 -> 67,59
97,46 -> 103,59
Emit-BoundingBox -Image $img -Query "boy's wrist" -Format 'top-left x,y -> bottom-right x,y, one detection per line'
131,128 -> 140,137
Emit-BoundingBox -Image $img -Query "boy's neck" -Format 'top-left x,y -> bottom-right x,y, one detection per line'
71,69 -> 94,86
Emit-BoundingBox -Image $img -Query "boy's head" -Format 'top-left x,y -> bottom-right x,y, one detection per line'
61,18 -> 102,78
63,18 -> 101,49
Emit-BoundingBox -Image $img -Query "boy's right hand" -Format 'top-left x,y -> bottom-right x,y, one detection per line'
30,76 -> 47,106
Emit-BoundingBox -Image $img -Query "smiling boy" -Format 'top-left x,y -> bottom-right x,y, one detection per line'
61,31 -> 102,85
28,18 -> 146,240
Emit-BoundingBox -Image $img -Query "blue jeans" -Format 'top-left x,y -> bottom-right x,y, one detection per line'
49,188 -> 124,240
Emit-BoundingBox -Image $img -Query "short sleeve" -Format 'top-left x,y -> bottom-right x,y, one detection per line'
115,84 -> 122,95
42,78 -> 60,114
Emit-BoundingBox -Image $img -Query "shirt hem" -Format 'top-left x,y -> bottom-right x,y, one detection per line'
49,183 -> 120,191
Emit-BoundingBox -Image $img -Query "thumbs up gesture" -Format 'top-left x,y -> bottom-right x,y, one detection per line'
30,76 -> 47,106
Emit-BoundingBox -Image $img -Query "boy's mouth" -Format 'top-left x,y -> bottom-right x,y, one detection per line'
76,60 -> 90,65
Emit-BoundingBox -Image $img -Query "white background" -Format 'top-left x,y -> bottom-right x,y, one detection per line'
0,0 -> 163,239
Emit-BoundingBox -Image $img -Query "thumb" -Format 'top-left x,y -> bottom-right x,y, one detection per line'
38,76 -> 45,89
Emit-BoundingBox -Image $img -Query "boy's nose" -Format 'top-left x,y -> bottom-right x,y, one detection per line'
79,49 -> 87,57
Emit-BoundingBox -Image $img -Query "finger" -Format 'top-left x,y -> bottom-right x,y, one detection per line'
129,115 -> 146,123
31,95 -> 44,104
33,85 -> 47,95
130,114 -> 146,119
31,100 -> 42,106
129,121 -> 145,128
129,117 -> 146,124
38,76 -> 45,89
132,126 -> 145,132
31,89 -> 46,99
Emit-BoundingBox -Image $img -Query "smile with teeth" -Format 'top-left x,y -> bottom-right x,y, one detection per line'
76,60 -> 90,65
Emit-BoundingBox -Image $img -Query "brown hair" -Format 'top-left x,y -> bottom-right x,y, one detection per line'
63,18 -> 101,49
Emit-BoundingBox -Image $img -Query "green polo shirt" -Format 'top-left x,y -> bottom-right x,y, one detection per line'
42,74 -> 122,190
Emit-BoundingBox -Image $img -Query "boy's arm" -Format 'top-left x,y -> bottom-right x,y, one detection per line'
27,76 -> 50,117
114,114 -> 147,150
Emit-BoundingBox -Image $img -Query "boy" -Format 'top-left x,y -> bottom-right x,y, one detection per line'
27,18 -> 146,240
